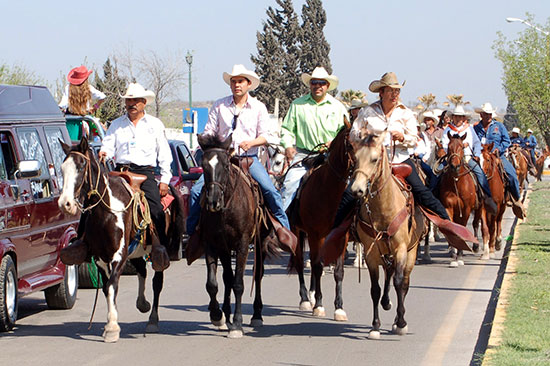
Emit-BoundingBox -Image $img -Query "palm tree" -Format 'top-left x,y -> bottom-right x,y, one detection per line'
339,89 -> 366,106
417,93 -> 437,111
445,94 -> 470,108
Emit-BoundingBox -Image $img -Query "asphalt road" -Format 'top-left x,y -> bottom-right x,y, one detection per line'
1,205 -> 518,366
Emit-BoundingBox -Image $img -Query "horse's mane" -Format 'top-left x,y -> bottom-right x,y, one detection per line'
200,134 -> 227,150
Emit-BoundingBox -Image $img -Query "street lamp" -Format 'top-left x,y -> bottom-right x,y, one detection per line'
506,17 -> 549,36
185,51 -> 193,109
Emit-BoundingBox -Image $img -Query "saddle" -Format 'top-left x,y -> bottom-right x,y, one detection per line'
391,163 -> 412,186
109,171 -> 147,192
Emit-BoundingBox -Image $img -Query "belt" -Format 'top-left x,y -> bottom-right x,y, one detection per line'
296,147 -> 314,154
115,163 -> 155,173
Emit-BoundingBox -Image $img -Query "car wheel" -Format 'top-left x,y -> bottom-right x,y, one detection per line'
44,264 -> 78,309
0,255 -> 18,332
78,261 -> 102,289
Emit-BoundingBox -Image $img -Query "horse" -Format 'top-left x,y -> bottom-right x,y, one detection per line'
509,144 -> 528,191
197,134 -> 280,339
473,143 -> 506,258
348,131 -> 427,339
535,146 -> 550,181
287,121 -> 353,321
58,137 -> 184,342
262,143 -> 288,190
438,133 -> 488,266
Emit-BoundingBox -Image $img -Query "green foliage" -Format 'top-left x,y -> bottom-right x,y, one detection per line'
300,0 -> 332,75
339,89 -> 366,106
93,58 -> 128,126
493,13 -> 550,146
0,63 -> 43,85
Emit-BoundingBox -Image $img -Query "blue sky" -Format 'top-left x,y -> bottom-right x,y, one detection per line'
1,0 -> 549,114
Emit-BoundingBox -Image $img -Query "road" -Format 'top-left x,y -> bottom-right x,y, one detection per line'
0,205 -> 518,366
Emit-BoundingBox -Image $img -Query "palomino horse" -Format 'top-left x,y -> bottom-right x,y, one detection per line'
287,122 -> 353,321
197,134 -> 280,339
58,138 -> 184,342
438,133 -> 488,266
473,143 -> 506,258
348,132 -> 427,339
509,144 -> 528,191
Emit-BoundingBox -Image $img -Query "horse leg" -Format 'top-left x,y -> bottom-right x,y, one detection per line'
392,250 -> 408,335
472,209 -> 481,253
333,253 -> 347,321
310,238 -> 325,317
366,258 -> 382,339
145,271 -> 163,333
251,249 -> 264,328
480,208 -> 491,260
102,260 -> 124,343
422,224 -> 432,263
381,264 -> 394,311
131,258 -> 151,313
219,254 -> 234,330
205,250 -> 225,330
295,232 -> 311,311
228,246 -> 247,339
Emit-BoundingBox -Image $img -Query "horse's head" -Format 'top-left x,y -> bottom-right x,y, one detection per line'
58,137 -> 95,215
267,145 -> 286,176
198,133 -> 232,212
446,131 -> 466,173
481,142 -> 496,174
350,131 -> 387,199
327,117 -> 354,175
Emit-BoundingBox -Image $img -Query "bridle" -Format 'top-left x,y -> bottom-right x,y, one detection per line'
353,144 -> 389,199
326,129 -> 355,182
202,147 -> 236,211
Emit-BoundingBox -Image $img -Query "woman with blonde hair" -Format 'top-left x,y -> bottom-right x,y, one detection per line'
59,65 -> 105,116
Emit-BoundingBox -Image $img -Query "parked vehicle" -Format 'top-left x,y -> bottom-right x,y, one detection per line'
0,85 -> 80,331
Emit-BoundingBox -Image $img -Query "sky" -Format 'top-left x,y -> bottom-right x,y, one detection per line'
1,0 -> 549,115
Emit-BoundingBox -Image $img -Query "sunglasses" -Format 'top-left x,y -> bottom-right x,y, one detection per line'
310,80 -> 328,86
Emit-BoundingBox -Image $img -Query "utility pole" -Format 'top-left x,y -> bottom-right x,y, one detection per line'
185,51 -> 193,148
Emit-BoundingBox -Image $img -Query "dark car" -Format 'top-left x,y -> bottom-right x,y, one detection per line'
0,85 -> 80,331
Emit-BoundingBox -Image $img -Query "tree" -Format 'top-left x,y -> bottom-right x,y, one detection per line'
444,94 -> 469,108
494,13 -> 550,146
93,58 -> 128,125
339,89 -> 366,106
417,93 -> 437,111
0,63 -> 43,85
300,0 -> 332,76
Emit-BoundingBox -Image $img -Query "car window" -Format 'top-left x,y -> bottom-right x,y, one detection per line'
0,140 -> 8,181
176,143 -> 195,172
17,128 -> 52,199
44,127 -> 66,188
0,132 -> 18,180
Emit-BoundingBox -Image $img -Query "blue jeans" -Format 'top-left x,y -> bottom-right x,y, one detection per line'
187,156 -> 290,235
280,152 -> 309,210
501,156 -> 521,200
468,158 -> 492,197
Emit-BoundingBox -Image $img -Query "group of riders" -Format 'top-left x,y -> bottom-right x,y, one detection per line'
59,63 -> 538,268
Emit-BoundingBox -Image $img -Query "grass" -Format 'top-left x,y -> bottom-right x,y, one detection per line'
485,181 -> 550,365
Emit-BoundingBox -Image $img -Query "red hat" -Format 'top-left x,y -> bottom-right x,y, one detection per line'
67,65 -> 92,85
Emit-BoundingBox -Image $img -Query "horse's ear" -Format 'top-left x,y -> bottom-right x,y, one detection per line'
488,142 -> 494,152
59,138 -> 71,155
343,115 -> 351,130
447,131 -> 452,140
460,133 -> 467,141
79,137 -> 89,152
197,134 -> 207,150
222,134 -> 233,150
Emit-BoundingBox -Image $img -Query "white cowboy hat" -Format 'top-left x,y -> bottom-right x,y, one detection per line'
348,98 -> 369,111
419,110 -> 439,124
451,105 -> 469,116
432,108 -> 443,118
527,128 -> 534,133
301,67 -> 339,91
512,127 -> 521,134
120,83 -> 155,104
368,72 -> 406,93
223,64 -> 260,91
474,102 -> 497,114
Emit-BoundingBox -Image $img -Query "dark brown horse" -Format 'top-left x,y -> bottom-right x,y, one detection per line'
287,121 -> 353,321
197,134 -> 279,338
58,138 -> 184,342
439,133 -> 488,266
535,146 -> 550,181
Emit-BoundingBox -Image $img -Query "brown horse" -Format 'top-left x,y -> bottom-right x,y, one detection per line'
349,131 -> 427,339
287,121 -> 353,321
509,144 -> 528,191
474,143 -> 506,258
535,146 -> 550,181
439,133 -> 488,266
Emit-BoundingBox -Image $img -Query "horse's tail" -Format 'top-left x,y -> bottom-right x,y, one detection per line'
287,231 -> 304,274
166,185 -> 186,259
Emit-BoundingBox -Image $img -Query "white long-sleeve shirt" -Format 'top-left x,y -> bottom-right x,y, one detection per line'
58,84 -> 106,111
100,113 -> 172,184
441,124 -> 482,157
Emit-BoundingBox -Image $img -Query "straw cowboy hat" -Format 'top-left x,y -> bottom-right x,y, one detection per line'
348,98 -> 369,111
512,127 -> 521,134
301,67 -> 339,91
223,64 -> 260,91
120,83 -> 155,104
475,102 -> 497,114
451,105 -> 469,116
368,72 -> 406,93
67,65 -> 93,85
419,110 -> 439,124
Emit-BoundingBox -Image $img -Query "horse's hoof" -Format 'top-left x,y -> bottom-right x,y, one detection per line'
299,301 -> 313,311
334,309 -> 348,322
228,329 -> 243,339
313,306 -> 326,317
422,255 -> 433,264
211,313 -> 226,327
480,253 -> 490,260
457,260 -> 464,266
368,330 -> 381,340
305,259 -> 311,268
472,243 -> 480,253
489,252 -> 496,259
103,330 -> 120,343
449,261 -> 459,268
145,322 -> 160,333
250,319 -> 263,328
381,300 -> 392,311
136,298 -> 151,313
392,325 -> 408,335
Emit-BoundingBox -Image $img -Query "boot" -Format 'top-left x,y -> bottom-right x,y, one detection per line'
275,227 -> 297,255
185,230 -> 204,265
150,230 -> 170,271
60,239 -> 88,265
511,197 -> 526,220
322,214 -> 354,265
484,196 -> 498,216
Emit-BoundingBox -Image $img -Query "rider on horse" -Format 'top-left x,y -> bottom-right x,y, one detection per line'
525,128 -> 538,171
473,102 -> 526,219
58,65 -> 106,116
510,127 -> 537,175
279,67 -> 349,210
186,64 -> 295,258
440,105 -> 498,215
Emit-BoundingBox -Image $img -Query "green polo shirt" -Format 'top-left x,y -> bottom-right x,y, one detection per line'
281,93 -> 348,151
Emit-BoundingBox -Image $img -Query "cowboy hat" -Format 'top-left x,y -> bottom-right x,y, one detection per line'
120,83 -> 155,104
368,72 -> 406,93
419,110 -> 439,124
527,128 -> 534,133
474,102 -> 497,114
348,98 -> 369,111
301,67 -> 339,91
67,65 -> 93,85
451,105 -> 469,116
223,64 -> 260,91
512,127 -> 521,134
432,108 -> 443,118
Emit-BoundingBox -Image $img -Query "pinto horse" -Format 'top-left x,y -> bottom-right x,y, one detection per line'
348,132 -> 427,339
58,138 -> 183,342
197,134 -> 279,338
287,121 -> 353,321
438,133 -> 488,266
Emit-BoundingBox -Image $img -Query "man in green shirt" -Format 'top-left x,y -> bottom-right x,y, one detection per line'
280,66 -> 348,210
